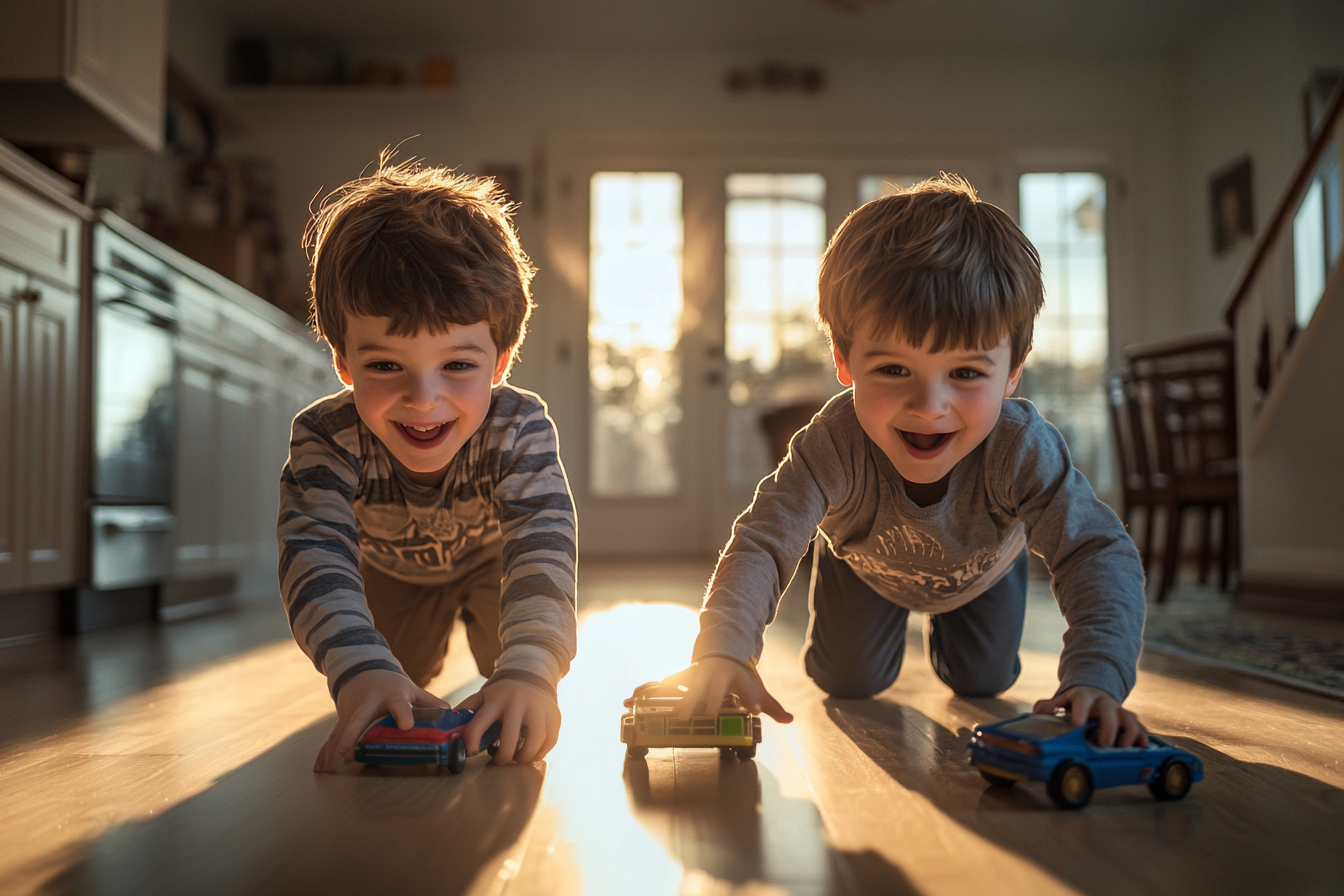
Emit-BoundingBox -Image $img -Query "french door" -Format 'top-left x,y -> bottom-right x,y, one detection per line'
541,137 -> 997,554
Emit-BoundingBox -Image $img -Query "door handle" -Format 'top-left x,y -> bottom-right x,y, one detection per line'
16,289 -> 39,303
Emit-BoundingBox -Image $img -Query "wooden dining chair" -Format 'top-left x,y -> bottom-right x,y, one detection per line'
1107,369 -> 1168,578
1125,334 -> 1239,602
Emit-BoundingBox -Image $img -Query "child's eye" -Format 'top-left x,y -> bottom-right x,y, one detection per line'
444,360 -> 478,372
877,365 -> 908,377
951,367 -> 985,380
365,361 -> 399,372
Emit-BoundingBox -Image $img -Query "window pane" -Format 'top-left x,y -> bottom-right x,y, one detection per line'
589,172 -> 684,497
858,175 -> 927,205
724,173 -> 836,490
1018,172 -> 1112,495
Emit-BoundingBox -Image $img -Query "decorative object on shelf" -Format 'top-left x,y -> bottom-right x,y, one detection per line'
355,61 -> 405,88
813,0 -> 892,12
420,56 -> 457,89
1209,156 -> 1255,255
724,62 -> 826,95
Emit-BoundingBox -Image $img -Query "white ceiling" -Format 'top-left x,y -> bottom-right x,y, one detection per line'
201,0 -> 1233,54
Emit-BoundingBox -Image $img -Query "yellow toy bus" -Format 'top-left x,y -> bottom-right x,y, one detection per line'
620,681 -> 762,759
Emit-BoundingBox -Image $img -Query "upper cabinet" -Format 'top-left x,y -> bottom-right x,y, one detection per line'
0,0 -> 167,151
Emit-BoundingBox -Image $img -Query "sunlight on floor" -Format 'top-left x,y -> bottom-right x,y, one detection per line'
548,601 -> 701,896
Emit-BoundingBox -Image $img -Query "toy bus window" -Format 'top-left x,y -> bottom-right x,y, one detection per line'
719,716 -> 744,737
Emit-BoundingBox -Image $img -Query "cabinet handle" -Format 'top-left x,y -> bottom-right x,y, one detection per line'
16,289 -> 39,303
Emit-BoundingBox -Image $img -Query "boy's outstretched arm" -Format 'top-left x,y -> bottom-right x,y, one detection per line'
666,657 -> 794,723
457,680 -> 561,765
1033,685 -> 1148,748
316,669 -> 452,773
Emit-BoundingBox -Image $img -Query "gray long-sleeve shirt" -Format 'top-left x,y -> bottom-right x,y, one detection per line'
694,391 -> 1145,701
277,384 -> 578,701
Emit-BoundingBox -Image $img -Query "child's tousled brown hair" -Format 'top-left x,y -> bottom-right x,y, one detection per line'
818,174 -> 1043,368
305,151 -> 536,363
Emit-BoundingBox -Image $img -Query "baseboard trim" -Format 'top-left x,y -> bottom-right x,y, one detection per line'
1236,575 -> 1344,618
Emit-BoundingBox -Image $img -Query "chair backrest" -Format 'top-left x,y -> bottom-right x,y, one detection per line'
1125,333 -> 1237,483
1107,370 -> 1154,506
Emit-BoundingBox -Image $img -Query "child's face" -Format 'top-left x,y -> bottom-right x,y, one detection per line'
833,327 -> 1024,484
333,315 -> 510,487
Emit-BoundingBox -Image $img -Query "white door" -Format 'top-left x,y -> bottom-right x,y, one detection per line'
541,137 -> 997,555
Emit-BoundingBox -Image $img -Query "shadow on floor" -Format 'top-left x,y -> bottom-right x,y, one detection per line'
24,702 -> 543,896
623,751 -> 917,895
825,697 -> 1344,896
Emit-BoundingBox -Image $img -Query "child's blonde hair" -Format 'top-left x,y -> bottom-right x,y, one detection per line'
818,174 -> 1043,368
305,152 -> 535,361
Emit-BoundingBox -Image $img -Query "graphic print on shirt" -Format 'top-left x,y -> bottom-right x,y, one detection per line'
358,493 -> 496,579
843,523 -> 1002,599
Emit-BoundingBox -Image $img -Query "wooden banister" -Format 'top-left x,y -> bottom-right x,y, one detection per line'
1222,80 -> 1344,327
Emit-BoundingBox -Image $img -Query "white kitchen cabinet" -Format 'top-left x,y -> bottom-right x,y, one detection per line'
0,247 -> 82,593
0,0 -> 167,150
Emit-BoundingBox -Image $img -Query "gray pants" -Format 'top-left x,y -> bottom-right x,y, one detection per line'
802,539 -> 1029,699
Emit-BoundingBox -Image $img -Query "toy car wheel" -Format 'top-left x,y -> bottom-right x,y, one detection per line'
626,745 -> 648,759
1149,758 -> 1192,801
1047,761 -> 1094,809
735,745 -> 756,760
446,738 -> 467,774
979,770 -> 1017,789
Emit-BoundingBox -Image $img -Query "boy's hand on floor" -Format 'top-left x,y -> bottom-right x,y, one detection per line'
315,669 -> 451,773
666,657 -> 793,724
1033,685 -> 1148,748
456,680 -> 561,766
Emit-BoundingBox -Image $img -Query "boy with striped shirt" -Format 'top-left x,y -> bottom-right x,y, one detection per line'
278,158 -> 576,772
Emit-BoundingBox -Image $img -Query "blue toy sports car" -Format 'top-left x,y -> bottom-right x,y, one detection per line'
967,713 -> 1204,809
354,707 -> 504,773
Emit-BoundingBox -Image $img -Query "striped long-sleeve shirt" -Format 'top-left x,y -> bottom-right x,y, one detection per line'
277,384 -> 577,701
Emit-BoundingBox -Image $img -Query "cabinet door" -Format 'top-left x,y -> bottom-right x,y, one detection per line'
172,356 -> 218,577
214,373 -> 256,569
22,278 -> 80,587
66,0 -> 167,150
0,264 -> 23,591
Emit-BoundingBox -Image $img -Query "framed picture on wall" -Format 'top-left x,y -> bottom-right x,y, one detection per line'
1210,156 -> 1254,255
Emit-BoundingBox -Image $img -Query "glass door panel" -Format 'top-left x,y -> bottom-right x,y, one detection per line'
723,173 -> 836,491
588,172 -> 685,497
1018,172 -> 1112,494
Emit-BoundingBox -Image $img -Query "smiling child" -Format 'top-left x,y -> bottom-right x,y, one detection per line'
674,175 -> 1149,749
278,158 -> 577,772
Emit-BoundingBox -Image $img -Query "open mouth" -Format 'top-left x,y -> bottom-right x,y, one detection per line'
395,420 -> 454,448
898,430 -> 952,454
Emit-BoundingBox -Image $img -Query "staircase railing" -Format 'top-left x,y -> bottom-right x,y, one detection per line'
1223,79 -> 1344,454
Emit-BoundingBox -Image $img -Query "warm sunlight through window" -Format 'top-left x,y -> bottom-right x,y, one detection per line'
724,173 -> 834,490
589,173 -> 685,497
1018,172 -> 1112,495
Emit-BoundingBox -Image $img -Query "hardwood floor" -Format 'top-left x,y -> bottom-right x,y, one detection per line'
1,559 -> 1342,895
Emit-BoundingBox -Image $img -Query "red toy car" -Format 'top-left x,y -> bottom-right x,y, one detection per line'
354,707 -> 503,773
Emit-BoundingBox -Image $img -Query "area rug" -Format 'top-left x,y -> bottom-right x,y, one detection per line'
1142,617 -> 1344,700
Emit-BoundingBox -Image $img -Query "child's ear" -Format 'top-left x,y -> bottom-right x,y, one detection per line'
332,348 -> 354,387
1003,348 -> 1029,398
491,349 -> 513,386
832,343 -> 854,387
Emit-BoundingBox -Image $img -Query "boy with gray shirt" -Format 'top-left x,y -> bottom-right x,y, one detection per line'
679,176 -> 1148,748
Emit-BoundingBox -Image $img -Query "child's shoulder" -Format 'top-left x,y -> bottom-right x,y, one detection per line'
983,398 -> 1069,467
488,381 -> 551,419
293,388 -> 360,436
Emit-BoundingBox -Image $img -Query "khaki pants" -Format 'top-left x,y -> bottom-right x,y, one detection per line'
360,549 -> 504,688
